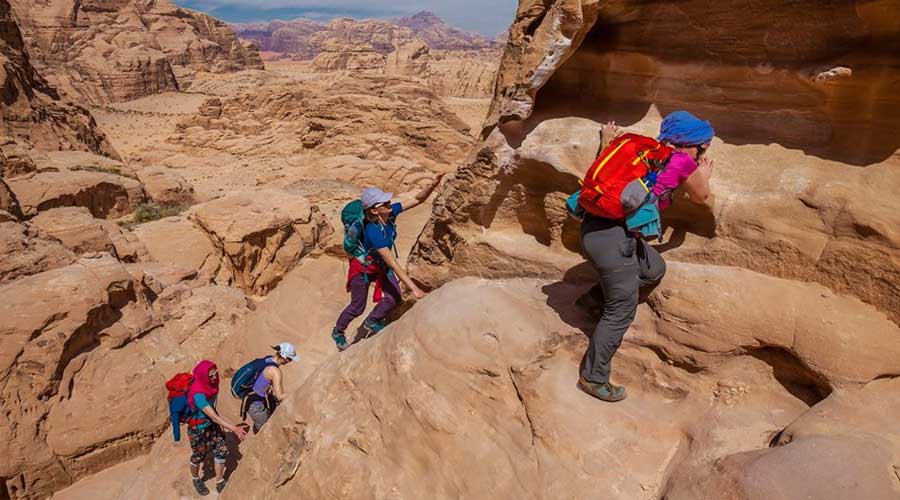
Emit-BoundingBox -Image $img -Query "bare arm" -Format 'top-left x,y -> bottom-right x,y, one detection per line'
376,247 -> 426,299
399,174 -> 444,211
682,157 -> 714,203
267,366 -> 287,402
201,405 -> 247,440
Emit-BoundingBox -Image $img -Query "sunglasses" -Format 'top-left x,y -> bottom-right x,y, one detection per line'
694,144 -> 709,159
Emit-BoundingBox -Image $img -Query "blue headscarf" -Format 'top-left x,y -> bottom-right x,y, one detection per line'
657,111 -> 715,146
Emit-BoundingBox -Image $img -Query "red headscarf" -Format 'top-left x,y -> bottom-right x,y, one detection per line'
187,360 -> 219,411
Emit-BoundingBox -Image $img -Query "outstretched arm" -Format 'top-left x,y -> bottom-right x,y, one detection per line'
683,157 -> 714,203
377,247 -> 426,299
399,174 -> 444,211
202,406 -> 248,440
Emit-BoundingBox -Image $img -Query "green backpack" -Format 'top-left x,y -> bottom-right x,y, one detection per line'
341,200 -> 367,263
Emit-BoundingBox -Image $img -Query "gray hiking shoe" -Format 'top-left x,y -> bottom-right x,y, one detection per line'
331,328 -> 349,351
192,477 -> 209,496
361,318 -> 384,339
215,479 -> 227,494
578,377 -> 627,402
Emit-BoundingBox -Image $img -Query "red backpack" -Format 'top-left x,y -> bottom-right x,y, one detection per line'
578,133 -> 673,220
166,372 -> 194,441
166,372 -> 193,401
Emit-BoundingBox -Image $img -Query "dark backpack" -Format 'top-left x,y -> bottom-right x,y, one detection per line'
230,357 -> 279,399
165,372 -> 193,441
577,133 -> 673,220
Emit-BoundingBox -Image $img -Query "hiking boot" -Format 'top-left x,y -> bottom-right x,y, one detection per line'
331,328 -> 349,352
578,377 -> 627,402
361,318 -> 384,339
215,479 -> 227,494
192,477 -> 209,496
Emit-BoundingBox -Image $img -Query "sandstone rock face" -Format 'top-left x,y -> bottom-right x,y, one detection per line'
135,167 -> 194,206
0,220 -> 77,283
411,115 -> 900,324
234,19 -> 327,56
484,0 -> 900,165
0,138 -> 36,178
8,0 -> 263,104
311,40 -> 386,72
235,12 -> 498,56
0,0 -> 116,156
0,253 -> 251,499
188,189 -> 332,295
0,179 -> 24,220
665,378 -> 900,500
30,206 -> 146,259
394,11 -> 500,50
169,72 -> 474,185
131,216 -> 220,282
0,255 -> 158,498
222,277 -> 899,499
7,168 -> 145,219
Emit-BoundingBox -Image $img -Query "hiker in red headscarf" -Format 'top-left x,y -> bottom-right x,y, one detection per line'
186,360 -> 247,496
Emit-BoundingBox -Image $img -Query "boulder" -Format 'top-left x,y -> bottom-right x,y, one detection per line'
30,206 -> 139,257
7,169 -> 146,219
0,254 -> 159,497
0,178 -> 24,220
131,216 -> 220,282
665,378 -> 900,500
0,137 -> 36,178
0,220 -> 77,282
135,167 -> 195,206
188,189 -> 332,295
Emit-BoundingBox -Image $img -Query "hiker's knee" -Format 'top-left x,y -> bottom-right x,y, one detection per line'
646,256 -> 666,283
345,301 -> 365,317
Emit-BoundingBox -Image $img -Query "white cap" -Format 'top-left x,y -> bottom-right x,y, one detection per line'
274,342 -> 299,361
361,187 -> 393,209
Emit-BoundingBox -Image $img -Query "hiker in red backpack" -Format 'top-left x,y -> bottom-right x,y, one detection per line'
576,111 -> 715,402
330,175 -> 444,351
185,360 -> 247,496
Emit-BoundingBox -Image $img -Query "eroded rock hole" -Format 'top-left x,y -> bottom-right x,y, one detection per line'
750,346 -> 832,406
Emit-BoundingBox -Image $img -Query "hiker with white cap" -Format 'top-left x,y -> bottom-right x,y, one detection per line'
231,343 -> 298,433
331,175 -> 444,350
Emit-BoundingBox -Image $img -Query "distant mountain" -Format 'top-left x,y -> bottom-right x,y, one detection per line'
232,11 -> 499,57
393,11 -> 498,50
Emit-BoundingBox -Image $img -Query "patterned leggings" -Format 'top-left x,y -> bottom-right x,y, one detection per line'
188,425 -> 228,465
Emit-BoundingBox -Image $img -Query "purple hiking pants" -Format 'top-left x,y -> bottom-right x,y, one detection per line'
334,272 -> 402,332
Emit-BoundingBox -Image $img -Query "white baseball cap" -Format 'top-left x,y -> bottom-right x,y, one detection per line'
274,342 -> 299,361
361,187 -> 393,209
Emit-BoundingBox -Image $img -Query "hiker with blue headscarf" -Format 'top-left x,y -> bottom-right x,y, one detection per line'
576,111 -> 715,403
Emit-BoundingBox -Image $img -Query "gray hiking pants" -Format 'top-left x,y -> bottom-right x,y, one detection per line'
580,215 -> 666,384
247,398 -> 272,434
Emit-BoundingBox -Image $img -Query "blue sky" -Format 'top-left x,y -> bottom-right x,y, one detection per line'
175,0 -> 519,37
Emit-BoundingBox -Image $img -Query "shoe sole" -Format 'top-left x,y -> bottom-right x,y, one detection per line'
577,380 -> 627,402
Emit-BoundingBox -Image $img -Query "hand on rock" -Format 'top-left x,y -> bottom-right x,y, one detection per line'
699,156 -> 715,175
230,424 -> 248,441
600,120 -> 621,140
412,286 -> 427,300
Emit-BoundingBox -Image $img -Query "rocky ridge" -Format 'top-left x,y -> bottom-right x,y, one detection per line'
8,0 -> 263,104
